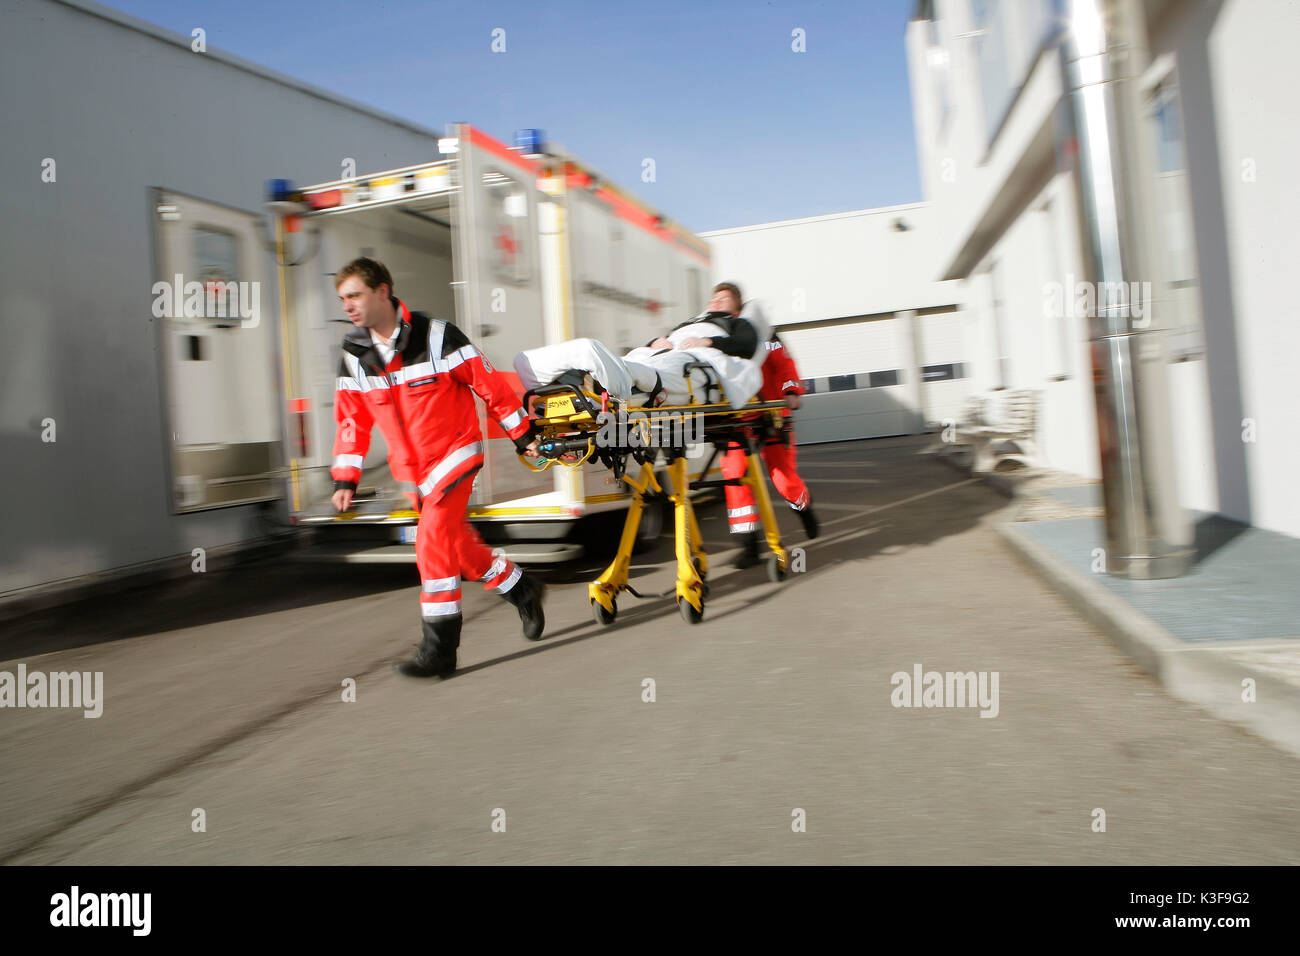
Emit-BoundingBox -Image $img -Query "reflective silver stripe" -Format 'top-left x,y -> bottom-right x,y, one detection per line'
336,377 -> 363,391
727,507 -> 756,518
732,521 -> 759,532
479,555 -> 508,583
783,380 -> 800,391
340,354 -> 388,391
333,454 -> 364,470
394,361 -> 436,384
427,320 -> 447,370
495,565 -> 523,594
420,601 -> 461,618
499,408 -> 526,432
341,354 -> 370,391
422,577 -> 460,594
444,345 -> 481,370
417,441 -> 485,496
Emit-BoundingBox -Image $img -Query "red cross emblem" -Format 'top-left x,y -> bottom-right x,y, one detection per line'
494,225 -> 518,265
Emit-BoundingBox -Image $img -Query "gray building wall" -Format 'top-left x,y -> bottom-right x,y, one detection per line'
0,0 -> 444,599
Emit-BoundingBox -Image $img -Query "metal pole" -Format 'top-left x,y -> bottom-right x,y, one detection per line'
1060,0 -> 1193,578
274,213 -> 302,515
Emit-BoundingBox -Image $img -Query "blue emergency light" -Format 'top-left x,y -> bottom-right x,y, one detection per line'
514,129 -> 546,155
266,179 -> 296,202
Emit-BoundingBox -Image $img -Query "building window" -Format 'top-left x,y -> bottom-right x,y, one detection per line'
1143,60 -> 1204,358
1038,199 -> 1073,380
921,363 -> 966,382
971,0 -> 1067,150
193,226 -> 241,328
985,259 -> 1012,388
924,11 -> 953,142
482,168 -> 531,284
971,0 -> 1012,147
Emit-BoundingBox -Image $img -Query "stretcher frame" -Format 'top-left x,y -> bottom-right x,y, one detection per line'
518,362 -> 792,626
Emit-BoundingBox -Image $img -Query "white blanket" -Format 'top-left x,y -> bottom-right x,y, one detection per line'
514,324 -> 761,410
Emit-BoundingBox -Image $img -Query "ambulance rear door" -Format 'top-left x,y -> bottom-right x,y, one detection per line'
449,124 -> 553,508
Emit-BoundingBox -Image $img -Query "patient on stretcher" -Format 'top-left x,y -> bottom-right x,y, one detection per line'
514,309 -> 768,411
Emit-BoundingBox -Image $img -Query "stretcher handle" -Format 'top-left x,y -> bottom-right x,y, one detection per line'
518,453 -> 553,473
540,437 -> 595,457
681,360 -> 725,406
516,435 -> 596,472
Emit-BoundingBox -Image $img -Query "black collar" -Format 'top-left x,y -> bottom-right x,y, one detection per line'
342,306 -> 430,371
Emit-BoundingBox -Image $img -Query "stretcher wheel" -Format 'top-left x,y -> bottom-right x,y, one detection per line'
678,597 -> 704,625
632,499 -> 666,555
765,555 -> 786,583
592,599 -> 617,626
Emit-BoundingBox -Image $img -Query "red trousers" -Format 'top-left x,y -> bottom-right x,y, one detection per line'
416,474 -> 520,620
722,433 -> 809,535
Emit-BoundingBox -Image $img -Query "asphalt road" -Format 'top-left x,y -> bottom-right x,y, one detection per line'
3,436 -> 1298,864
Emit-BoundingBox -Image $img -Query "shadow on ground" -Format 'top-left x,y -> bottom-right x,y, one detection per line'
465,436 -> 1009,671
2,436 -> 1006,665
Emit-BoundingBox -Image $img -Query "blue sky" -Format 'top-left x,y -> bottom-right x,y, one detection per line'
104,0 -> 922,234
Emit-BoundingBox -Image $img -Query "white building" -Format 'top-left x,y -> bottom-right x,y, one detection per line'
905,0 -> 1300,539
711,0 -> 1300,544
704,204 -> 966,443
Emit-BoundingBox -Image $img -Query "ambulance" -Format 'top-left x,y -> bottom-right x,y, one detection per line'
266,124 -> 714,562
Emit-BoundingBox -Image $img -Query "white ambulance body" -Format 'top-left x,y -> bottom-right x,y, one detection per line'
271,124 -> 714,561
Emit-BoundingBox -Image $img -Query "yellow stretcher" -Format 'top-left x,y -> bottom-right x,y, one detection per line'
517,363 -> 792,626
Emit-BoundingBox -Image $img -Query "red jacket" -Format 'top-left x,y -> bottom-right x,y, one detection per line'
760,336 -> 805,411
331,300 -> 534,503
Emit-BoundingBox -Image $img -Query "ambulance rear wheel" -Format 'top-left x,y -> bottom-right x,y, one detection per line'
592,599 -> 617,627
765,555 -> 786,583
678,597 -> 704,625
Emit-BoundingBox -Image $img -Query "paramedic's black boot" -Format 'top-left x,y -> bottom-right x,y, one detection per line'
395,616 -> 460,678
795,496 -> 820,540
502,571 -> 547,641
731,531 -> 761,569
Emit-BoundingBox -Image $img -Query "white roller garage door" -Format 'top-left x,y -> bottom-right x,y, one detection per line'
779,315 -> 914,443
918,309 -> 972,429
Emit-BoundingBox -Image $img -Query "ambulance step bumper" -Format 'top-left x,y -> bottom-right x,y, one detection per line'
291,542 -> 583,565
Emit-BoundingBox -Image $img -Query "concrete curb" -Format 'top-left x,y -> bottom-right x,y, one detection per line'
997,520 -> 1300,759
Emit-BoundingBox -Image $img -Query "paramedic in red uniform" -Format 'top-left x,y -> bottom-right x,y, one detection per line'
706,284 -> 819,569
329,258 -> 545,678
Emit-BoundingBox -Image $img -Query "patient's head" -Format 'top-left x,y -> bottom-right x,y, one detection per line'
708,282 -> 743,316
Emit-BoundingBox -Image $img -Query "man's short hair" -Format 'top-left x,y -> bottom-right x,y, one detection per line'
334,257 -> 394,294
712,281 -> 743,306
